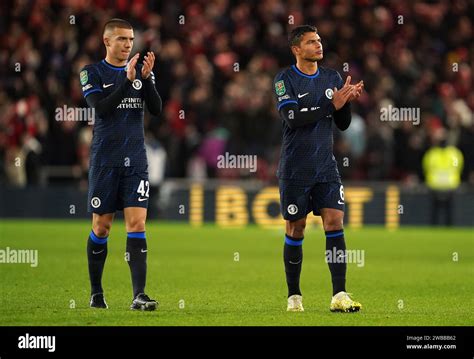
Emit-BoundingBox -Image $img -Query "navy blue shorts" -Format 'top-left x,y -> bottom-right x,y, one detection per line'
279,180 -> 345,221
88,166 -> 149,214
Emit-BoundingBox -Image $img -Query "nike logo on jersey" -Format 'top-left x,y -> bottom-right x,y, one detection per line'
141,249 -> 148,253
92,250 -> 105,255
297,92 -> 309,98
103,83 -> 114,88
138,197 -> 148,202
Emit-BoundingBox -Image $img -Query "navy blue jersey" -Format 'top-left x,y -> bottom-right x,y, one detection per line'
80,60 -> 155,168
274,65 -> 344,184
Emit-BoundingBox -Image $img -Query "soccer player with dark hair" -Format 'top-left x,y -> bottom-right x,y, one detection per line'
273,25 -> 364,312
80,18 -> 162,310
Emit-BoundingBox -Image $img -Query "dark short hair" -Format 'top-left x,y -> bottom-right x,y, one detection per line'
103,18 -> 133,35
289,25 -> 318,47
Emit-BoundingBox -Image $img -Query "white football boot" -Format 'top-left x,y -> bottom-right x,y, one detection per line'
330,291 -> 362,312
287,294 -> 304,312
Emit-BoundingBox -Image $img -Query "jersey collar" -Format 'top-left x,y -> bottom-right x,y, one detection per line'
291,64 -> 320,79
101,59 -> 127,71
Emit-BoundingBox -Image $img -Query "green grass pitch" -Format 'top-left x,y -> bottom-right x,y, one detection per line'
0,220 -> 472,326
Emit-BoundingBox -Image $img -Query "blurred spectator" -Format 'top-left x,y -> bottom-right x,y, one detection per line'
422,128 -> 464,226
146,135 -> 167,217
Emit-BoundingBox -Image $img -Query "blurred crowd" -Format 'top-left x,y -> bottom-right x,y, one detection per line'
1,0 -> 473,188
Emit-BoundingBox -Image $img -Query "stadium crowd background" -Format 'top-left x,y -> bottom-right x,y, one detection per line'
1,0 -> 473,190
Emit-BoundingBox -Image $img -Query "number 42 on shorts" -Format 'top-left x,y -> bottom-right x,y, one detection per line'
137,180 -> 150,201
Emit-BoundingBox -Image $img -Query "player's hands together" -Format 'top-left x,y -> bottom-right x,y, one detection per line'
141,52 -> 155,80
126,53 -> 140,82
348,79 -> 364,102
332,76 -> 364,110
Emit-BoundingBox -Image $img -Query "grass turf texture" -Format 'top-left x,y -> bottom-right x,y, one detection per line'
0,220 -> 472,326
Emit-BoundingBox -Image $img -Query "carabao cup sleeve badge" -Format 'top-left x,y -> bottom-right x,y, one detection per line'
275,80 -> 286,96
